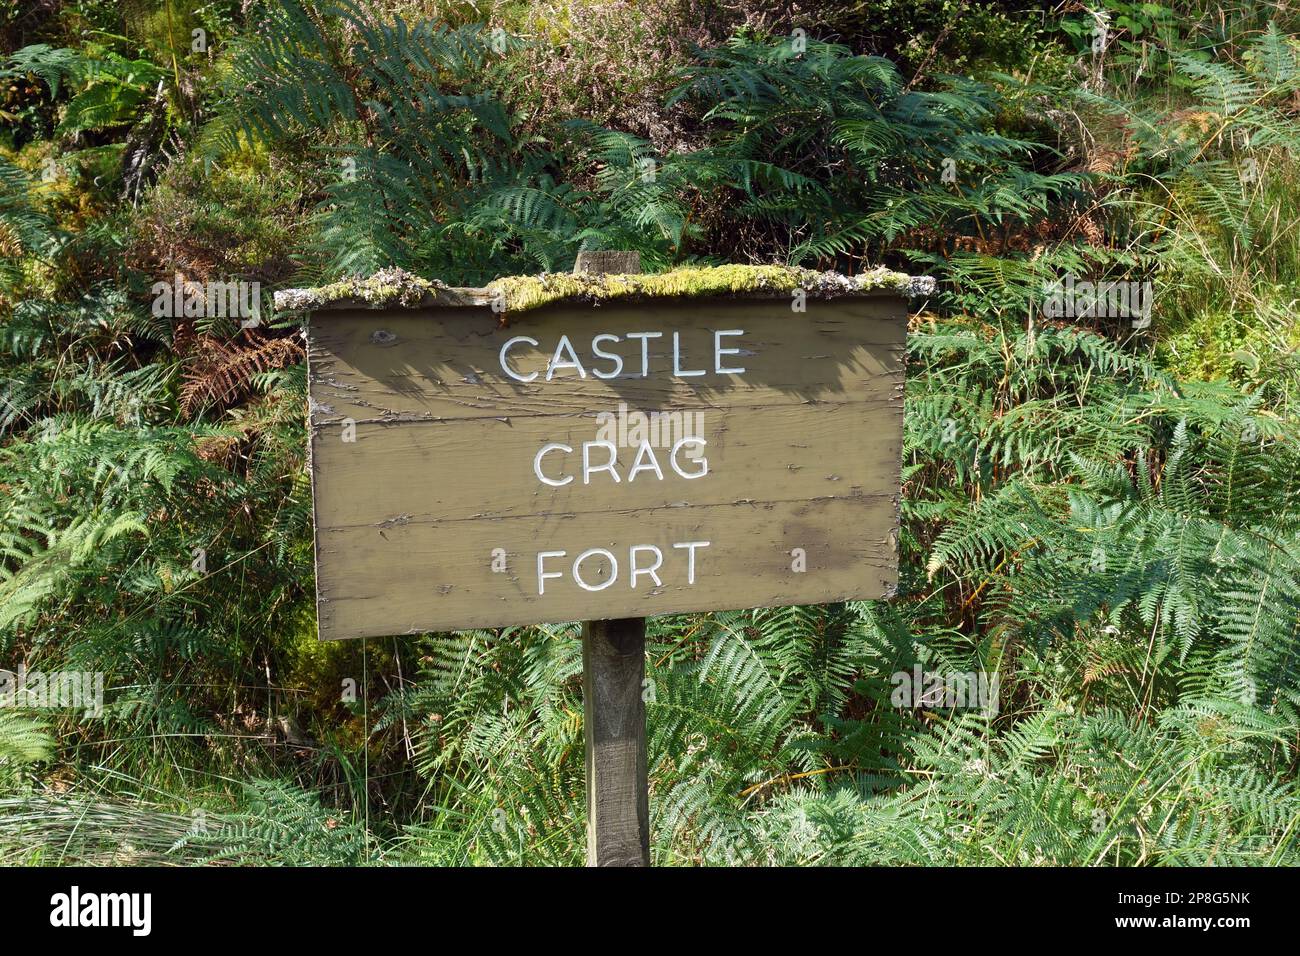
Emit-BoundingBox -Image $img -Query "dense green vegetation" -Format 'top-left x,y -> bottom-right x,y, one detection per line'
1,1 -> 1297,865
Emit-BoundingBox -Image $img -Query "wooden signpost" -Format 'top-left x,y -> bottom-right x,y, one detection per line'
573,251 -> 650,868
287,260 -> 920,865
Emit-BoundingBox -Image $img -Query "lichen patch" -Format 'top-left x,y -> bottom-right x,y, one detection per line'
277,263 -> 933,315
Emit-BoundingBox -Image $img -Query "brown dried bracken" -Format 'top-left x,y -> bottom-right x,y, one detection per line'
180,333 -> 304,417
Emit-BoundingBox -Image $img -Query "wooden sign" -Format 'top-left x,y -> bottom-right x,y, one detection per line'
304,291 -> 906,639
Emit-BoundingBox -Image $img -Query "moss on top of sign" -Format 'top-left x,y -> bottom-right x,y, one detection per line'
274,263 -> 933,314
485,264 -> 931,313
274,267 -> 451,313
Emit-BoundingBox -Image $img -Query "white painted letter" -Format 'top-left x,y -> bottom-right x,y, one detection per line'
625,331 -> 661,377
670,437 -> 708,479
630,545 -> 664,588
672,540 -> 710,584
627,440 -> 664,482
500,335 -> 538,382
537,551 -> 565,594
714,329 -> 746,374
573,548 -> 617,591
534,442 -> 573,487
591,333 -> 624,379
582,440 -> 621,484
672,331 -> 706,376
547,334 -> 587,380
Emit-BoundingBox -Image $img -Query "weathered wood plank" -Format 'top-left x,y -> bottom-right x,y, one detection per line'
306,297 -> 905,424
309,400 -> 901,528
314,495 -> 897,637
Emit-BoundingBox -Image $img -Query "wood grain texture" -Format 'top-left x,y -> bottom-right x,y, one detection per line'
582,616 -> 649,867
573,250 -> 642,275
307,294 -> 906,639
310,402 -> 899,526
315,495 -> 898,636
577,253 -> 649,871
306,298 -> 904,423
